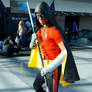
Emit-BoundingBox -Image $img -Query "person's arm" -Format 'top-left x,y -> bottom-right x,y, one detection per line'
9,40 -> 14,45
76,25 -> 78,32
41,41 -> 67,76
26,28 -> 32,34
29,33 -> 37,48
29,29 -> 41,49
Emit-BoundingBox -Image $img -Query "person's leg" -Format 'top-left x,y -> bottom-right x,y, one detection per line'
46,73 -> 53,92
22,34 -> 26,47
19,36 -> 22,48
76,32 -> 78,39
72,32 -> 75,39
53,69 -> 58,92
33,72 -> 45,92
53,66 -> 62,92
33,71 -> 53,92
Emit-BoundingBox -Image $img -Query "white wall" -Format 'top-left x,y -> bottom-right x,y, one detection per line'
2,0 -> 92,14
55,1 -> 92,13
80,16 -> 92,30
55,14 -> 65,30
55,14 -> 92,31
1,0 -> 10,7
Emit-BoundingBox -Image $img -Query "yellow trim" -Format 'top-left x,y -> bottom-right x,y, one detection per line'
59,54 -> 70,86
43,25 -> 47,27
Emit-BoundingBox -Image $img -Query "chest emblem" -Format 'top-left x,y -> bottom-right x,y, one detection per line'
45,33 -> 47,38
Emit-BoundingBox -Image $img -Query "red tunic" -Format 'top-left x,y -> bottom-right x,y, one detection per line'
37,26 -> 63,92
37,26 -> 62,60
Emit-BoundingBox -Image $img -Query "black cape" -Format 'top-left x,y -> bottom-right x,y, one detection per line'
35,1 -> 80,83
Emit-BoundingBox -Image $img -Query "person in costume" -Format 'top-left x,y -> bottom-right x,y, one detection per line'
28,2 -> 80,92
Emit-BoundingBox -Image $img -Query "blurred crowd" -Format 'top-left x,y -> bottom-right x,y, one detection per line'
0,20 -> 33,56
0,19 -> 79,56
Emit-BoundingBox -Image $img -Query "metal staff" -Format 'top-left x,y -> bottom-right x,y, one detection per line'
27,2 -> 50,92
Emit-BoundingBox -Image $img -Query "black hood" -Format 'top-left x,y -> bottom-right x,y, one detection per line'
35,2 -> 64,38
35,2 -> 54,24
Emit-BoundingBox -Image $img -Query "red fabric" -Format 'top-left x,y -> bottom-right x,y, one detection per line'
53,69 -> 58,92
37,26 -> 62,60
37,26 -> 62,92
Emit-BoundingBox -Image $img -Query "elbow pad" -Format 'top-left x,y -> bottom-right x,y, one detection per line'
45,49 -> 67,73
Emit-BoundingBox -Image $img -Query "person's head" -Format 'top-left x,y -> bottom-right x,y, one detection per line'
8,36 -> 12,40
19,20 -> 24,26
25,21 -> 32,29
35,1 -> 64,38
36,12 -> 49,26
35,2 -> 54,26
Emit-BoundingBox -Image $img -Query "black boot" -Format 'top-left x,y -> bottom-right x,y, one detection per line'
36,89 -> 46,92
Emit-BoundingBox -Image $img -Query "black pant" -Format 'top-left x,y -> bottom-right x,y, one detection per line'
72,31 -> 78,39
33,71 -> 53,92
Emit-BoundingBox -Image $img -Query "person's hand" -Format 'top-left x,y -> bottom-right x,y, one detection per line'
29,33 -> 37,48
41,67 -> 47,77
32,33 -> 37,41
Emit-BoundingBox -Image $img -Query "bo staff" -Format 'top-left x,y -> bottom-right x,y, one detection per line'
26,2 -> 50,92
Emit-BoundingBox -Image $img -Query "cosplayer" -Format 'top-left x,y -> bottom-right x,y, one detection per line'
28,2 -> 80,92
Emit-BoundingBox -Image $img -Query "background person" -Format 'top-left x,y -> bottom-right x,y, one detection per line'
2,36 -> 19,56
72,21 -> 78,39
17,20 -> 27,48
0,37 -> 4,54
64,22 -> 73,44
25,21 -> 33,47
